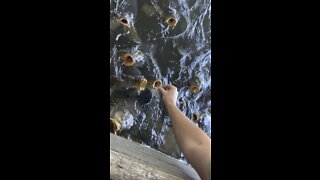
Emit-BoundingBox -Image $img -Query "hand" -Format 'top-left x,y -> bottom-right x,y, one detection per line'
158,84 -> 178,106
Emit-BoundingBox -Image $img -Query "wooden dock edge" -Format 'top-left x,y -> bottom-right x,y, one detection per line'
110,133 -> 201,180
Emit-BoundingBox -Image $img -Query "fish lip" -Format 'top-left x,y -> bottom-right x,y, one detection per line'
110,118 -> 121,134
152,80 -> 162,88
119,18 -> 130,27
137,78 -> 148,91
111,11 -> 131,27
123,53 -> 135,66
165,16 -> 177,27
192,113 -> 200,123
190,85 -> 201,94
178,97 -> 184,105
122,50 -> 144,67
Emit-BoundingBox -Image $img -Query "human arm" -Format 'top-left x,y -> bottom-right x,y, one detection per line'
158,84 -> 211,180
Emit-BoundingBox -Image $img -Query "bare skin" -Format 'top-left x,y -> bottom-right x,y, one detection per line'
158,84 -> 211,180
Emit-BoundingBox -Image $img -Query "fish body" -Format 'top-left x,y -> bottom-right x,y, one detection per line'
110,109 -> 135,134
110,0 -> 141,43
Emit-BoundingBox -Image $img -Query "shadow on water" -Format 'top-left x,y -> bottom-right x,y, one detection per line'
110,0 -> 211,161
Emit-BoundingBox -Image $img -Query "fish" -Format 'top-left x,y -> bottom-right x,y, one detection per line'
110,109 -> 135,134
150,0 -> 181,29
188,76 -> 203,94
110,66 -> 148,91
122,49 -> 145,67
191,113 -> 200,123
151,79 -> 162,89
141,3 -> 157,17
110,12 -> 121,31
111,77 -> 148,91
136,88 -> 153,105
146,79 -> 162,100
165,16 -> 178,28
135,80 -> 163,106
110,117 -> 121,135
110,0 -> 141,43
110,87 -> 138,101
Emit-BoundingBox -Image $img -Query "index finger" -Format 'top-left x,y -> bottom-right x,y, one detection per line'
162,84 -> 177,91
161,84 -> 173,90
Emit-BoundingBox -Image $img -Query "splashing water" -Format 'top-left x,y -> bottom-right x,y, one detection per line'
110,0 -> 211,161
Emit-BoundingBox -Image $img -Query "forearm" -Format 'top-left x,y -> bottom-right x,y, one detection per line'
165,102 -> 210,150
158,83 -> 211,179
165,102 -> 211,179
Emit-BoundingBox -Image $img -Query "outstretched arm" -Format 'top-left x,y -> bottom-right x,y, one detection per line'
159,84 -> 211,180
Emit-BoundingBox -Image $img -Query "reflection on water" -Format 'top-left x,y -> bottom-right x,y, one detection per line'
110,0 -> 211,160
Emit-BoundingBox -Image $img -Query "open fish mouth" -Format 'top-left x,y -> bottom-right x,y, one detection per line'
123,53 -> 135,66
136,78 -> 148,91
110,118 -> 121,134
190,84 -> 201,94
165,16 -> 177,28
118,18 -> 130,27
110,0 -> 212,159
122,50 -> 144,67
192,113 -> 200,123
152,80 -> 162,88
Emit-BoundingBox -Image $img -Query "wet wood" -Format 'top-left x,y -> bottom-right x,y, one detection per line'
110,133 -> 201,180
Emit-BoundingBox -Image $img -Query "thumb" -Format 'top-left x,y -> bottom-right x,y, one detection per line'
158,86 -> 166,94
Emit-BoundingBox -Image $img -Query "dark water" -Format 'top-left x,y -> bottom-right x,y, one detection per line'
110,0 -> 211,161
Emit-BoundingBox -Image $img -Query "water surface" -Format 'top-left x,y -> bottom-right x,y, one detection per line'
110,0 -> 211,160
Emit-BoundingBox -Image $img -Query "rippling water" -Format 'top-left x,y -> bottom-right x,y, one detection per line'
110,0 -> 211,160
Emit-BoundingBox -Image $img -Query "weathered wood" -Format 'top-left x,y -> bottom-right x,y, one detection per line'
110,133 -> 201,180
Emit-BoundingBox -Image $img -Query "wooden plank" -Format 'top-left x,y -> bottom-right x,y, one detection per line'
110,133 -> 201,180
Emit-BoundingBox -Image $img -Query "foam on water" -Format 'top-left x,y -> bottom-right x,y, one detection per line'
110,0 -> 211,161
